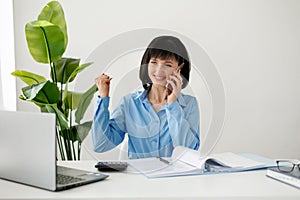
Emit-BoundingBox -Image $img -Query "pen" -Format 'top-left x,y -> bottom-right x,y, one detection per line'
176,63 -> 184,72
157,157 -> 170,165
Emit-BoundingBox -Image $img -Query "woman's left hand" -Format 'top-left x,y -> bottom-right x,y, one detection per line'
166,70 -> 183,104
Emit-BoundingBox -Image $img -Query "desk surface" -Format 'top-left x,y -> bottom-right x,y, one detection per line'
0,160 -> 300,200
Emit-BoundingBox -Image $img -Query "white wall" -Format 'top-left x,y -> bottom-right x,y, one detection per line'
0,57 -> 2,110
13,0 -> 300,159
0,0 -> 16,111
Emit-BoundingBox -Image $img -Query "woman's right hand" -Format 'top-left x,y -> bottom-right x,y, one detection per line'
95,73 -> 111,98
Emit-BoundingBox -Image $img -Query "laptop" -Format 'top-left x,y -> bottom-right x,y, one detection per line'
0,110 -> 108,191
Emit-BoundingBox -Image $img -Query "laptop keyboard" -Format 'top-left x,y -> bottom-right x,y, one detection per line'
56,173 -> 84,185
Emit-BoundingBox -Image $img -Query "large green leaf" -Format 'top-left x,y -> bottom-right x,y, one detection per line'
72,121 -> 93,143
38,0 -> 68,48
21,81 -> 60,104
64,91 -> 83,110
61,61 -> 93,112
11,70 -> 46,85
25,20 -> 65,63
66,121 -> 92,142
67,62 -> 93,83
75,84 -> 98,124
52,58 -> 80,84
45,105 -> 69,130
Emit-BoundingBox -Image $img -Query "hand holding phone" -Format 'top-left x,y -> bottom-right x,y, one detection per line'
166,63 -> 184,103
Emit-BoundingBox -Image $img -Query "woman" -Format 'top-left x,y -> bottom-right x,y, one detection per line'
92,36 -> 200,159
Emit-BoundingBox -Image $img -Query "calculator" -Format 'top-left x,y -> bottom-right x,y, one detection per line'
95,161 -> 128,172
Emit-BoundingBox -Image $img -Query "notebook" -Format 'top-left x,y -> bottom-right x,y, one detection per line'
0,110 -> 108,191
128,146 -> 276,178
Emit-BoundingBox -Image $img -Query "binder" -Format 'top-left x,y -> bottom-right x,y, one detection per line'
266,168 -> 300,189
128,146 -> 276,178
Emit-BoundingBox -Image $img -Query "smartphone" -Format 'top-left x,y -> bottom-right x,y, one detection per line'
166,63 -> 184,95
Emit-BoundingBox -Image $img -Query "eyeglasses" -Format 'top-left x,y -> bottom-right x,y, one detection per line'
276,160 -> 300,172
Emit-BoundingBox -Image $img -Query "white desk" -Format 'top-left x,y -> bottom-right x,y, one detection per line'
0,160 -> 299,200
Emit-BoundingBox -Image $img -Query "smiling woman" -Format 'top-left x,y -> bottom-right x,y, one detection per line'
147,57 -> 181,112
92,35 -> 200,159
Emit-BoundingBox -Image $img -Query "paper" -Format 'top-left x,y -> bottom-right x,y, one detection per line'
128,146 -> 275,178
129,156 -> 203,178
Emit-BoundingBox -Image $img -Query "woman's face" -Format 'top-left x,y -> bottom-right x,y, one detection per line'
148,56 -> 179,87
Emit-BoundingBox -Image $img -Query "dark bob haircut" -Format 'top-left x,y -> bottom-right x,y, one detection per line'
139,36 -> 191,90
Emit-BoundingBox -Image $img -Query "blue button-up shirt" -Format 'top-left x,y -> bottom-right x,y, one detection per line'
92,90 -> 200,159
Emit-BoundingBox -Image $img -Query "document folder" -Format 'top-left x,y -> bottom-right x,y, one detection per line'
128,146 -> 276,178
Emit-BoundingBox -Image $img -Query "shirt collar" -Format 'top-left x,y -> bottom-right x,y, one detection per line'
135,90 -> 187,107
134,90 -> 149,105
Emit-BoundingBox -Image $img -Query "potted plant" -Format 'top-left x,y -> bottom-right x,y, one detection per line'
12,0 -> 98,160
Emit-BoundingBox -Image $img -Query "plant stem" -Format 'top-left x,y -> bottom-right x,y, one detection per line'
56,129 -> 65,160
62,131 -> 70,160
41,25 -> 68,160
69,94 -> 73,128
69,95 -> 76,160
52,62 -> 58,84
67,130 -> 73,160
60,83 -> 63,104
71,141 -> 76,160
50,63 -> 56,83
78,142 -> 81,161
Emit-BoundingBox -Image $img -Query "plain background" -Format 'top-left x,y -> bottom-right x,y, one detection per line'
13,0 -> 300,159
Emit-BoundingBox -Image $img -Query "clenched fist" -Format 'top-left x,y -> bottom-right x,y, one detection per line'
95,73 -> 112,98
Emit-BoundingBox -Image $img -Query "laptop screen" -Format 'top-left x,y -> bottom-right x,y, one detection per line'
0,110 -> 57,190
